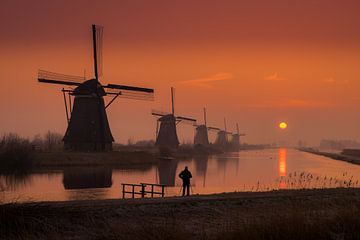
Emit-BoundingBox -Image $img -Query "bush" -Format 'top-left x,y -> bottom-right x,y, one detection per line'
0,133 -> 33,172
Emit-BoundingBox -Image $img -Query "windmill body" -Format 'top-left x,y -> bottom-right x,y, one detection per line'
194,125 -> 209,147
230,123 -> 246,151
156,114 -> 179,148
38,25 -> 154,151
63,79 -> 114,151
194,108 -> 212,147
215,130 -> 228,147
230,133 -> 240,149
152,88 -> 196,149
214,118 -> 232,149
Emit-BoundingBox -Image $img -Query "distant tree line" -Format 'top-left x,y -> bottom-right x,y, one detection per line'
31,131 -> 63,152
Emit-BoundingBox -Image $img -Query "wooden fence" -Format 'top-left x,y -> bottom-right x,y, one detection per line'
121,183 -> 167,198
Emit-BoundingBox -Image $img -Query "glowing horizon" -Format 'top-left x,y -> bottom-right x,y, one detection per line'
1,0 -> 360,146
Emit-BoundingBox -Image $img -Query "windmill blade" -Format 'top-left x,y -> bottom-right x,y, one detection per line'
93,25 -> 104,78
106,90 -> 154,101
207,126 -> 221,132
38,78 -> 81,86
38,70 -> 84,86
151,109 -> 170,117
176,116 -> 196,125
104,84 -> 154,93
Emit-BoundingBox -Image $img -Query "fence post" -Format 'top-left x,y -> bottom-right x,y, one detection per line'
151,184 -> 154,198
132,185 -> 135,198
122,184 -> 125,199
161,185 -> 165,197
141,184 -> 146,198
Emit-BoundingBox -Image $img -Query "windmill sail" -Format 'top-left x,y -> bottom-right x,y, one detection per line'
38,70 -> 84,85
176,116 -> 196,124
92,25 -> 104,79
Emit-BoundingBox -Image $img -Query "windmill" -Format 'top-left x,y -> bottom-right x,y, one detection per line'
38,24 -> 154,151
230,123 -> 246,150
152,87 -> 196,148
214,118 -> 232,148
194,108 -> 221,147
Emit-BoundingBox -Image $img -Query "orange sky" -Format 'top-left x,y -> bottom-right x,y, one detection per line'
1,0 -> 360,145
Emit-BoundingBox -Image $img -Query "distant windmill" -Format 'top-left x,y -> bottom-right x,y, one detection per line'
152,87 -> 196,148
194,108 -> 221,147
38,24 -> 154,151
215,118 -> 232,148
230,123 -> 246,150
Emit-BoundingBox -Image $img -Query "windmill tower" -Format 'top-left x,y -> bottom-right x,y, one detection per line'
215,118 -> 232,148
230,123 -> 246,150
38,24 -> 154,151
194,108 -> 222,147
152,87 -> 196,148
194,108 -> 209,147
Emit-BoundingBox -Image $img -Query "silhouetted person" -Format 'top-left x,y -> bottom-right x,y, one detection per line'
179,166 -> 192,196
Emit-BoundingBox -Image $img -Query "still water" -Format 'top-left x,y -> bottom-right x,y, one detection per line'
2,148 -> 360,203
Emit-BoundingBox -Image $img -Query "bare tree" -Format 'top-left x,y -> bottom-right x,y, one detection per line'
31,134 -> 43,151
44,131 -> 63,151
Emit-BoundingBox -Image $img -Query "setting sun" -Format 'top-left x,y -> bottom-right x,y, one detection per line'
279,122 -> 288,129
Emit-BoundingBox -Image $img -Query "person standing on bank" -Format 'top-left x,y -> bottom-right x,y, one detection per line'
179,166 -> 192,196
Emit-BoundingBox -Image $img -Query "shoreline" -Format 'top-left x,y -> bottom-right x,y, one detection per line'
298,147 -> 360,165
21,146 -> 270,169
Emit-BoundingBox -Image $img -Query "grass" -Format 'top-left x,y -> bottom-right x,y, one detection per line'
1,189 -> 360,239
215,207 -> 360,240
237,171 -> 360,193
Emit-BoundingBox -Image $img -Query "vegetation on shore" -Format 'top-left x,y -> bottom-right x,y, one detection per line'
0,133 -> 33,173
298,147 -> 360,165
0,133 -> 217,171
1,188 -> 360,239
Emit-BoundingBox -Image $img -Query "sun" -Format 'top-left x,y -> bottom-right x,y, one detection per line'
279,122 -> 288,129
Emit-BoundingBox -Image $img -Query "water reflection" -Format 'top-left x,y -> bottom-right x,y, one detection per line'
62,167 -> 112,189
193,155 -> 208,187
157,159 -> 178,186
216,152 -> 240,181
278,148 -> 287,189
279,148 -> 287,177
0,173 -> 32,191
3,149 -> 360,203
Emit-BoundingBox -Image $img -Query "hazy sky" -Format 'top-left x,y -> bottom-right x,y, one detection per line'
1,0 -> 360,145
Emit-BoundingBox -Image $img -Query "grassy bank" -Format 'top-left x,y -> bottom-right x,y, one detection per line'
1,188 -> 360,239
299,147 -> 360,165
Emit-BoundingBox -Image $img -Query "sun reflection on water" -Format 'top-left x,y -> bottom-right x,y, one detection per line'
278,148 -> 287,189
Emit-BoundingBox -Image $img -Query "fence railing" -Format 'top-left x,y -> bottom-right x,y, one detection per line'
121,183 -> 167,199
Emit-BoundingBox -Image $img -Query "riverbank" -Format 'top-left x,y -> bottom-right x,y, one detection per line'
298,147 -> 360,165
32,150 -> 158,168
2,188 -> 360,239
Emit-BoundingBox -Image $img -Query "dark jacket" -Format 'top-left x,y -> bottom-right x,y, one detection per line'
179,169 -> 192,184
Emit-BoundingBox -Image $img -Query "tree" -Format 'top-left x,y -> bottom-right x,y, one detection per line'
44,131 -> 63,151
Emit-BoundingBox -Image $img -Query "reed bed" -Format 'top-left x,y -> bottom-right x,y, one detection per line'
237,171 -> 360,193
0,133 -> 33,173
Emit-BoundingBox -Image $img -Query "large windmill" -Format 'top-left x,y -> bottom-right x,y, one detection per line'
194,108 -> 221,147
230,123 -> 246,150
152,87 -> 196,148
38,24 -> 154,151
